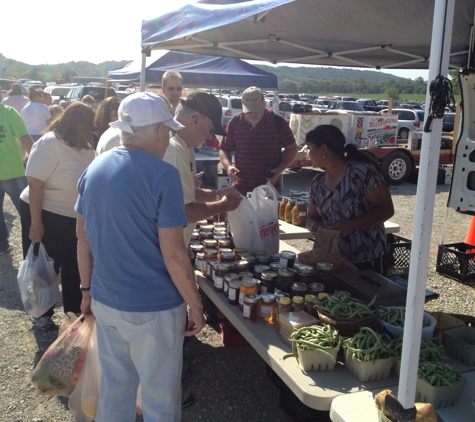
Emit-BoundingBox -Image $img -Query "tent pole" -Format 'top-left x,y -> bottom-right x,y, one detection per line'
140,52 -> 147,92
397,0 -> 455,412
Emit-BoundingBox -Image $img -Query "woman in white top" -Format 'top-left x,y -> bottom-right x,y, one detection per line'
1,83 -> 29,113
20,87 -> 52,142
19,102 -> 96,331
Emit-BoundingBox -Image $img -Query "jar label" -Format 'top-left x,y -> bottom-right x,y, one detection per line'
195,259 -> 202,271
298,212 -> 307,217
261,286 -> 268,294
279,257 -> 288,268
214,276 -> 224,289
243,304 -> 251,318
229,288 -> 237,300
224,282 -> 229,293
239,291 -> 245,305
260,304 -> 272,318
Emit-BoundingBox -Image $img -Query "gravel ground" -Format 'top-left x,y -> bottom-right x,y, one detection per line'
1,168 -> 474,422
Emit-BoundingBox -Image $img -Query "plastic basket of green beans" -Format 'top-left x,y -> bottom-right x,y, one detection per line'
379,306 -> 437,340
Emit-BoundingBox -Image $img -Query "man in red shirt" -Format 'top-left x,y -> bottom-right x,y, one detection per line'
219,86 -> 297,194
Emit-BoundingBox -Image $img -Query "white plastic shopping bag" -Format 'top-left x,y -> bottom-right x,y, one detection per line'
17,242 -> 59,318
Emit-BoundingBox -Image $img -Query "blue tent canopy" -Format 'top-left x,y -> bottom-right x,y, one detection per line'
107,51 -> 278,89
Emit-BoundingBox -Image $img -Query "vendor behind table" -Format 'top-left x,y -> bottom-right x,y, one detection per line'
305,125 -> 394,274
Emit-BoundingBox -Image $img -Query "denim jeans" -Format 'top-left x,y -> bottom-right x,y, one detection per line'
91,299 -> 186,422
0,176 -> 27,252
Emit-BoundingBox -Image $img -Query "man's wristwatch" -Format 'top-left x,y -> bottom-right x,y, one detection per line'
80,286 -> 91,292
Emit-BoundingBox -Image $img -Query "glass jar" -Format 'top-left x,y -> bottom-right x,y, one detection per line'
280,251 -> 296,269
291,296 -> 305,312
297,265 -> 314,284
209,259 -> 221,282
189,244 -> 203,267
254,264 -> 270,281
285,199 -> 295,223
233,248 -> 247,260
275,268 -> 297,294
260,294 -> 276,323
243,294 -> 260,322
243,256 -> 257,273
270,253 -> 282,262
219,251 -> 235,264
260,271 -> 278,294
279,197 -> 288,220
214,263 -> 232,293
200,224 -> 215,233
196,219 -> 208,228
190,232 -> 200,242
308,282 -> 325,296
195,251 -> 204,272
256,253 -> 271,265
275,296 -> 292,331
270,262 -> 280,273
228,280 -> 242,305
316,262 -> 336,293
218,239 -> 233,249
290,282 -> 308,298
233,260 -> 250,274
292,201 -> 307,226
203,249 -> 219,278
224,273 -> 239,297
214,221 -> 226,230
239,271 -> 254,280
238,278 -> 259,311
304,294 -> 317,317
203,239 -> 218,250
213,234 -> 226,243
199,230 -> 213,240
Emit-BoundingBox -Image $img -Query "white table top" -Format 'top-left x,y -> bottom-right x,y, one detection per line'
279,220 -> 400,240
195,152 -> 221,162
330,370 -> 475,422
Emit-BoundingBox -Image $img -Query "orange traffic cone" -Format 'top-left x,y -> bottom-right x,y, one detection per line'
465,216 -> 475,246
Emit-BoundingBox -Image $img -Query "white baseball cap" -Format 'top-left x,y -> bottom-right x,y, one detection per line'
241,86 -> 264,113
110,92 -> 184,134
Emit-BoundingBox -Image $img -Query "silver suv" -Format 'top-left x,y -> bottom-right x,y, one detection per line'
220,96 -> 242,129
0,78 -> 29,97
380,108 -> 425,139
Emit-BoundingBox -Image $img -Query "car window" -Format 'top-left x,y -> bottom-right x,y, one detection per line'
52,87 -> 71,96
443,114 -> 455,123
279,102 -> 292,112
230,99 -> 242,109
399,111 -> 414,120
219,98 -> 228,107
417,111 -> 425,121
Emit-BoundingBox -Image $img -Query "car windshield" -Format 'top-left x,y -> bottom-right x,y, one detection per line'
51,87 -> 71,96
230,99 -> 242,109
344,102 -> 365,111
83,87 -> 115,99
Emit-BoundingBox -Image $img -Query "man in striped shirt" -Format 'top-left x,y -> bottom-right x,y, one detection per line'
219,86 -> 297,194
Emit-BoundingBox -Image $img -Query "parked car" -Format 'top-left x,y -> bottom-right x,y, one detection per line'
290,102 -> 313,113
116,91 -> 133,100
401,101 -> 423,110
0,78 -> 29,97
327,100 -> 373,113
23,80 -> 44,88
380,108 -> 425,139
356,99 -> 387,112
219,96 -> 242,128
43,85 -> 73,104
65,86 -> 117,106
314,99 -> 331,108
442,112 -> 455,132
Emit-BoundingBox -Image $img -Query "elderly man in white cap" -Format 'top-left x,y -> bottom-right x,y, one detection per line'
220,86 -> 297,194
75,92 -> 205,421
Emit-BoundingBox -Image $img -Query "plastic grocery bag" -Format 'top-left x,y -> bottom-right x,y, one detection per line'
31,314 -> 95,396
17,242 -> 59,318
69,320 -> 101,422
249,182 -> 280,254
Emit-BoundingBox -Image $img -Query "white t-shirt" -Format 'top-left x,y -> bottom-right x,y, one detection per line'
1,95 -> 29,113
163,134 -> 196,244
96,126 -> 121,154
20,102 -> 51,135
20,132 -> 96,218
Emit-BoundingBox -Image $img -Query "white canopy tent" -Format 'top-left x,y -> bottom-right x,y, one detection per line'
140,0 -> 474,417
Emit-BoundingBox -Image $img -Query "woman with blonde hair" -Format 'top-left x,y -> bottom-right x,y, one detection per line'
19,102 -> 96,330
20,87 -> 52,142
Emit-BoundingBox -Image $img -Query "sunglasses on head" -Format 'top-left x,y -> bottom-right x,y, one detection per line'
167,87 -> 183,92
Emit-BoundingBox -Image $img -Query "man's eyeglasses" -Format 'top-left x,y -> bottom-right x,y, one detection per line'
193,113 -> 215,137
166,87 -> 183,92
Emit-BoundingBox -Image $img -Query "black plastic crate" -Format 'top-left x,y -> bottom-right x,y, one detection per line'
382,234 -> 412,278
436,242 -> 475,283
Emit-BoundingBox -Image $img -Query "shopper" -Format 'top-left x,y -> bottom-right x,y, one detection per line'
1,83 -> 29,113
20,87 -> 52,142
161,71 -> 183,114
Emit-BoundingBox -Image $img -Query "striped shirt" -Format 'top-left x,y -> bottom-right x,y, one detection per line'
220,109 -> 296,193
309,161 -> 389,264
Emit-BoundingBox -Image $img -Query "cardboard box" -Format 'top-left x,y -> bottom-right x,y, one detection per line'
430,312 -> 465,345
444,326 -> 475,365
350,114 -> 398,147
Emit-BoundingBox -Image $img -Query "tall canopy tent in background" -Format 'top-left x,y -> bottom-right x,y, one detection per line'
108,51 -> 278,89
140,0 -> 474,417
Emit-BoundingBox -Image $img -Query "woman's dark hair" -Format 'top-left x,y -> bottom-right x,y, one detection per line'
305,124 -> 378,165
47,102 -> 94,150
28,86 -> 42,101
94,96 -> 121,136
8,83 -> 23,96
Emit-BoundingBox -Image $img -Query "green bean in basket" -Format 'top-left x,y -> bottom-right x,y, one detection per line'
391,337 -> 445,361
314,291 -> 377,318
343,326 -> 393,362
282,325 -> 341,363
417,361 -> 465,387
379,306 -> 432,328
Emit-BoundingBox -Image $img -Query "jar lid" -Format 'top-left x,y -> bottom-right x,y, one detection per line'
317,261 -> 334,271
214,222 -> 226,228
196,252 -> 205,258
191,232 -> 200,239
239,271 -> 254,279
210,259 -> 221,267
221,252 -> 235,260
308,282 -> 325,292
201,224 -> 215,231
291,282 -> 308,292
278,268 -> 296,277
219,248 -> 233,254
270,262 -> 281,271
213,234 -> 226,240
279,297 -> 292,305
253,250 -> 267,256
305,294 -> 317,302
204,249 -> 219,256
190,244 -> 204,251
203,239 -> 218,245
297,265 -> 313,274
260,293 -> 276,303
241,278 -> 259,286
292,295 -> 304,304
233,248 -> 247,253
261,271 -> 278,280
200,230 -> 213,237
244,256 -> 257,263
257,254 -> 270,263
244,294 -> 260,303
219,239 -> 232,246
254,265 -> 270,273
217,263 -> 232,271
224,273 -> 240,281
240,252 -> 254,258
214,227 -> 227,233
228,280 -> 242,289
281,251 -> 296,259
197,219 -> 208,226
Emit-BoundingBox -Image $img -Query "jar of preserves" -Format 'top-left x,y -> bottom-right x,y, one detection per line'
203,249 -> 219,277
209,259 -> 221,282
190,232 -> 200,242
280,251 -> 296,269
238,271 -> 254,280
308,282 -> 325,296
243,294 -> 260,322
275,296 -> 292,330
233,260 -> 250,274
279,197 -> 288,220
199,230 -> 213,240
233,248 -> 247,260
270,253 -> 281,262
260,271 -> 278,294
219,252 -> 235,264
270,262 -> 280,272
243,255 -> 257,273
256,253 -> 271,265
291,296 -> 305,312
228,280 -> 242,305
196,219 -> 208,228
316,262 -> 335,293
195,251 -> 204,272
254,264 -> 270,281
275,268 -> 296,294
189,244 -> 203,266
297,265 -> 314,284
304,294 -> 317,317
224,273 -> 239,297
292,201 -> 307,226
290,282 -> 308,298
238,278 -> 259,311
217,248 -> 233,260
214,263 -> 232,293
260,294 -> 276,323
200,224 -> 215,233
213,234 -> 226,243
285,199 -> 295,223
214,221 -> 226,229
218,239 -> 233,249
203,239 -> 218,250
